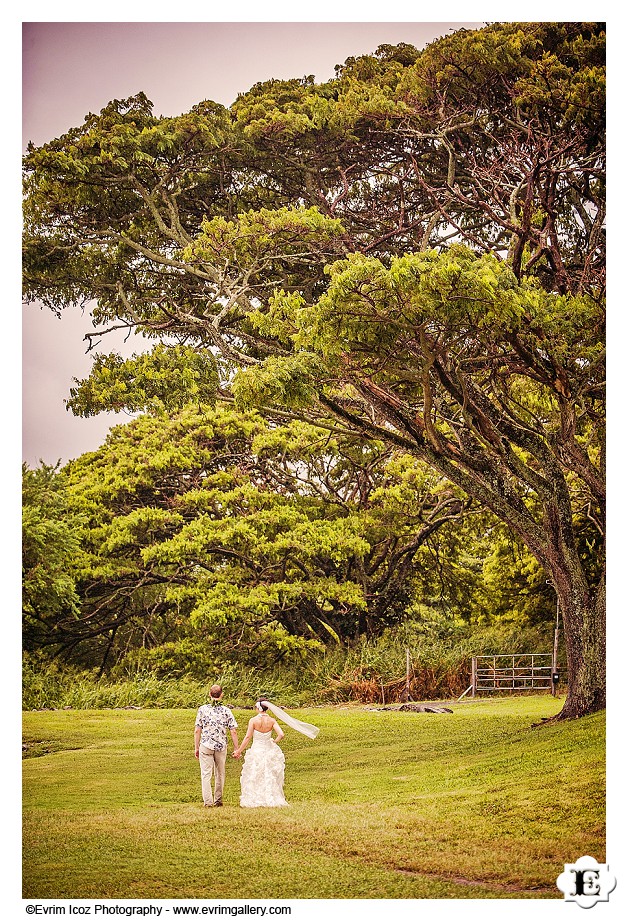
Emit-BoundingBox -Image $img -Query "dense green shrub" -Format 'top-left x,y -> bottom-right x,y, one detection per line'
115,627 -> 325,680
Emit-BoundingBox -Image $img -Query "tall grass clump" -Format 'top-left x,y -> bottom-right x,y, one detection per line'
22,653 -> 313,711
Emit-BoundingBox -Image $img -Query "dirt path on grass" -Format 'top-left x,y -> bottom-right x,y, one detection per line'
396,867 -> 557,896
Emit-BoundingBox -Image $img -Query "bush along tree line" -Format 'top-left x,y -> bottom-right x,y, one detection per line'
23,22 -> 605,718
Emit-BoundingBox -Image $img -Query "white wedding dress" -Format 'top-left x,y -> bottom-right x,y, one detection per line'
239,729 -> 288,807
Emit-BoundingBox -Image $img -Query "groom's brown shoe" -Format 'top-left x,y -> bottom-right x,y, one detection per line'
214,801 -> 223,807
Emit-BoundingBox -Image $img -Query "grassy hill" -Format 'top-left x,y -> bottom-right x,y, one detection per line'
22,696 -> 604,899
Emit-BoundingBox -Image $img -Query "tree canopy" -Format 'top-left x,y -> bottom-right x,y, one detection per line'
23,22 -> 605,718
22,463 -> 83,650
23,407 -> 553,675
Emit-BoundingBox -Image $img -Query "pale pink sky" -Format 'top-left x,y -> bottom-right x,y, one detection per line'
22,21 -> 484,466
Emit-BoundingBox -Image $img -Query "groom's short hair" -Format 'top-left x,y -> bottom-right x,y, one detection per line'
210,684 -> 223,699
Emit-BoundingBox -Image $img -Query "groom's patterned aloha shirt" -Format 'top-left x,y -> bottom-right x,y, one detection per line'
195,703 -> 238,750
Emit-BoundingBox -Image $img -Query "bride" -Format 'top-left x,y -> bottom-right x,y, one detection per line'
233,699 -> 319,808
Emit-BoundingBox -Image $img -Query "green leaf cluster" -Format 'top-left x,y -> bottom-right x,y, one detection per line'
68,344 -> 219,415
22,464 -> 84,646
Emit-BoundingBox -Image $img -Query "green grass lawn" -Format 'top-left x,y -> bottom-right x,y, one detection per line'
22,696 -> 605,900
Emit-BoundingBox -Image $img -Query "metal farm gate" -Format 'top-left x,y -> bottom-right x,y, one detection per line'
460,653 -> 560,698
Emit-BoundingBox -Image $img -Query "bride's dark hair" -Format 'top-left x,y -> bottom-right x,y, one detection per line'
256,699 -> 269,711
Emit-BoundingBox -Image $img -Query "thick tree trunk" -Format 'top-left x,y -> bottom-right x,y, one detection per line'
554,573 -> 605,720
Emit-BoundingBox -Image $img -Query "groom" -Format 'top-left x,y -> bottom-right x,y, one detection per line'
194,684 -> 239,807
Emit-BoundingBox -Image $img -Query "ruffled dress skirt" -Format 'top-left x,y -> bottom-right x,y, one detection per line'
240,730 -> 288,807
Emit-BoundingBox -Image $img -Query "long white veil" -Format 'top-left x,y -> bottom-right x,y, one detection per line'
259,700 -> 320,739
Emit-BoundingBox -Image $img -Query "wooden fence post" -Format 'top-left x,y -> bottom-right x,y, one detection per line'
405,648 -> 412,702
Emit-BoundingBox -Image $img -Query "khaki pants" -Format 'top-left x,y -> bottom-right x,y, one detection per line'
199,743 -> 227,805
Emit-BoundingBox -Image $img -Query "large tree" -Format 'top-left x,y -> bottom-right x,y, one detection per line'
23,22 -> 605,717
32,406 -> 469,671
